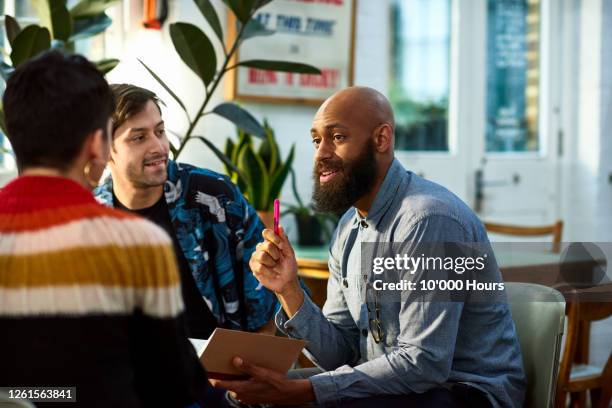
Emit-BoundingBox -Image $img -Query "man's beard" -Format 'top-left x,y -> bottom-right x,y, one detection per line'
312,140 -> 378,214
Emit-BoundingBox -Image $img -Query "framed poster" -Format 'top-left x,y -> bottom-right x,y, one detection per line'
226,0 -> 356,105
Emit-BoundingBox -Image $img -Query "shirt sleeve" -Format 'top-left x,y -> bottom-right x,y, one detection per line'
281,215 -> 471,406
235,187 -> 278,331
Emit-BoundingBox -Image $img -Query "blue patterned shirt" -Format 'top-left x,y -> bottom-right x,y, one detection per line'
95,160 -> 277,331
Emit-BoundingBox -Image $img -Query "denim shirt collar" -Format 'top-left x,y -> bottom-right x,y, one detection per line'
351,158 -> 407,230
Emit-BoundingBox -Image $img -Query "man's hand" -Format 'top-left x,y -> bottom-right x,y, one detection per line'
249,227 -> 299,295
212,357 -> 315,406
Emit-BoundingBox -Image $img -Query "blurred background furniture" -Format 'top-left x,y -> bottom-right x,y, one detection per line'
555,298 -> 612,408
506,283 -> 566,408
483,219 -> 564,253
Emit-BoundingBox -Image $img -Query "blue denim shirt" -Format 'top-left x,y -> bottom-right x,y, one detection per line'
276,159 -> 526,407
96,161 -> 277,331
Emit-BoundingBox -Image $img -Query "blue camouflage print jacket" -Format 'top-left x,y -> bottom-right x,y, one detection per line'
95,160 -> 277,331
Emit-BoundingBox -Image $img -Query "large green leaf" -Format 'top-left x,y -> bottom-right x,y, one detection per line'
268,144 -> 295,210
70,12 -> 111,41
222,0 -> 253,24
10,25 -> 51,67
170,22 -> 217,85
138,59 -> 190,120
32,0 -> 73,41
70,0 -> 120,19
237,60 -> 321,74
194,0 -> 223,43
240,18 -> 274,40
212,103 -> 265,138
238,144 -> 269,210
94,58 -> 119,75
5,15 -> 21,47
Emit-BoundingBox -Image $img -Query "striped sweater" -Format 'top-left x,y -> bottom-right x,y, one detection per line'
0,176 -> 219,407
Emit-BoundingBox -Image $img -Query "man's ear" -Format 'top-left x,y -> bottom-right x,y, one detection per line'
374,123 -> 393,153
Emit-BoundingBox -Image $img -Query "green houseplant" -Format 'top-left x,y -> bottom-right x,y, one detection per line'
137,0 -> 320,166
0,0 -> 121,150
284,169 -> 338,246
223,121 -> 295,227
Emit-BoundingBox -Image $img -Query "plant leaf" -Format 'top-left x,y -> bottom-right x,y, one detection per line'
238,144 -> 269,210
193,136 -> 244,178
94,58 -> 119,74
5,15 -> 21,47
222,0 -> 253,24
32,0 -> 73,41
240,18 -> 274,40
70,0 -> 121,19
237,60 -> 321,74
224,138 -> 236,176
10,26 -> 51,67
212,102 -> 265,138
70,12 -> 111,41
194,0 -> 223,43
170,22 -> 217,85
268,144 -> 295,210
138,58 -> 190,119
0,102 -> 8,136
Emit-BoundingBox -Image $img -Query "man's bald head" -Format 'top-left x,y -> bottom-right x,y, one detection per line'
316,86 -> 395,136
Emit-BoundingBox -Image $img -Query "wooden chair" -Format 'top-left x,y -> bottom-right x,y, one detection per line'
484,219 -> 564,253
555,300 -> 612,408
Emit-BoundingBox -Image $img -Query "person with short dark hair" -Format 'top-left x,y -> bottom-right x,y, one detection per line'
0,51 -> 226,407
94,84 -> 277,339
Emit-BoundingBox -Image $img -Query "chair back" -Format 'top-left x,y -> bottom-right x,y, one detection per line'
506,282 -> 566,408
484,220 -> 563,252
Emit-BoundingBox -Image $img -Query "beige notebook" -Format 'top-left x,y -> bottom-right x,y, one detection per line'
192,328 -> 307,380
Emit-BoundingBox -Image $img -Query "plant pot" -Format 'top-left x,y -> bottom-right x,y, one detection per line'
257,210 -> 274,230
295,213 -> 324,247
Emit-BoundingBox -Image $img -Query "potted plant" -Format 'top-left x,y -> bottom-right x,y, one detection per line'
136,0 -> 320,164
284,169 -> 338,247
223,120 -> 295,228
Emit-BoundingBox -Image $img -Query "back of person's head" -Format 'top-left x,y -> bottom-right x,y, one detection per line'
110,84 -> 162,136
3,50 -> 114,172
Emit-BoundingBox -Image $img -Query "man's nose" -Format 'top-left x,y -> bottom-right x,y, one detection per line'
314,137 -> 334,162
149,132 -> 167,154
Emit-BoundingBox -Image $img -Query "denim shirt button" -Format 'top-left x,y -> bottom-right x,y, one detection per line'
361,329 -> 368,337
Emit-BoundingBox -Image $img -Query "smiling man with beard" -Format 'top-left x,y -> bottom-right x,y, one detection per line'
214,87 -> 526,408
94,84 -> 277,341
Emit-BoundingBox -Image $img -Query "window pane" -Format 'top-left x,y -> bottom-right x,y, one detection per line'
486,0 -> 540,152
390,0 -> 451,152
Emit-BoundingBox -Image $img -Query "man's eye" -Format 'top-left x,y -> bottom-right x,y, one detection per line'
156,129 -> 165,137
333,134 -> 346,142
312,138 -> 321,147
131,135 -> 144,142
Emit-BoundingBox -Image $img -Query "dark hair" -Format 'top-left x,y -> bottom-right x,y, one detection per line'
3,50 -> 114,172
110,84 -> 163,136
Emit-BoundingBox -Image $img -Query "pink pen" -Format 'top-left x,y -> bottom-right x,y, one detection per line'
273,199 -> 280,235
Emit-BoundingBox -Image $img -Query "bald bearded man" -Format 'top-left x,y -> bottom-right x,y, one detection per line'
215,87 -> 526,408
